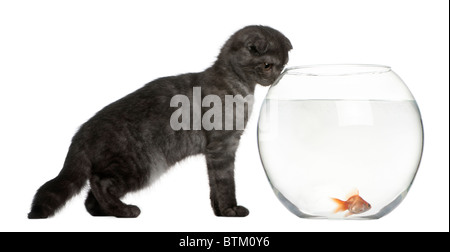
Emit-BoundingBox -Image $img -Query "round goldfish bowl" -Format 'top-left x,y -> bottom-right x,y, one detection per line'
257,65 -> 424,219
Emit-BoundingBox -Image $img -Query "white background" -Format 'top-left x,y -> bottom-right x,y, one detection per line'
0,0 -> 448,232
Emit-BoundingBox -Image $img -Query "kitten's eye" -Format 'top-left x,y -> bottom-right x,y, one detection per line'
263,63 -> 273,71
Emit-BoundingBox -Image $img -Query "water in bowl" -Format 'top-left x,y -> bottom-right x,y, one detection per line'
258,99 -> 423,219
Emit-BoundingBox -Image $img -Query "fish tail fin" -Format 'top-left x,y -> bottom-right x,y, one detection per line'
331,198 -> 347,213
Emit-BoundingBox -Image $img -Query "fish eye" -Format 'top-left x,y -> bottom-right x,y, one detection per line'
263,63 -> 273,71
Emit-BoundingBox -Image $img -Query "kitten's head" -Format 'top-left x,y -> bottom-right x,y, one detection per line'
218,25 -> 293,86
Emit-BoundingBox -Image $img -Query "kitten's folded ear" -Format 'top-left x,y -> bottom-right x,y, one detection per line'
246,37 -> 269,56
283,37 -> 293,51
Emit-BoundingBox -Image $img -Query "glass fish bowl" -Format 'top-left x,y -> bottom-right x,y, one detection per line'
257,64 -> 424,219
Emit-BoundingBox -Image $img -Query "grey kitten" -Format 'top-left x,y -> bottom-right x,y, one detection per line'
28,25 -> 292,218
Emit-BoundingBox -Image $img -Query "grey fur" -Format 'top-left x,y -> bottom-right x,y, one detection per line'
28,25 -> 292,218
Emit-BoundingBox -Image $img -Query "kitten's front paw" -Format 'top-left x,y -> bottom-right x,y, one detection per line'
220,205 -> 249,217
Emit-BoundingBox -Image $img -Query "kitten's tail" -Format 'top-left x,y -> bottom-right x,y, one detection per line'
28,143 -> 90,219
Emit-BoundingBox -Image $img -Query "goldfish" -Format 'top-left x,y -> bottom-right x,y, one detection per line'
331,189 -> 371,217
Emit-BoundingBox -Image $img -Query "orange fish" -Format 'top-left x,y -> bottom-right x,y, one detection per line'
331,189 -> 371,217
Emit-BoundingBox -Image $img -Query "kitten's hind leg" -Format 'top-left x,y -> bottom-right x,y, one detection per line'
85,190 -> 107,216
89,175 -> 141,218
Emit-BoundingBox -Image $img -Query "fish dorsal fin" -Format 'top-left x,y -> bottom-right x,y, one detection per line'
346,188 -> 359,199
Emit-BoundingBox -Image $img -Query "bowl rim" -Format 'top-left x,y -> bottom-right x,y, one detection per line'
284,64 -> 392,76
